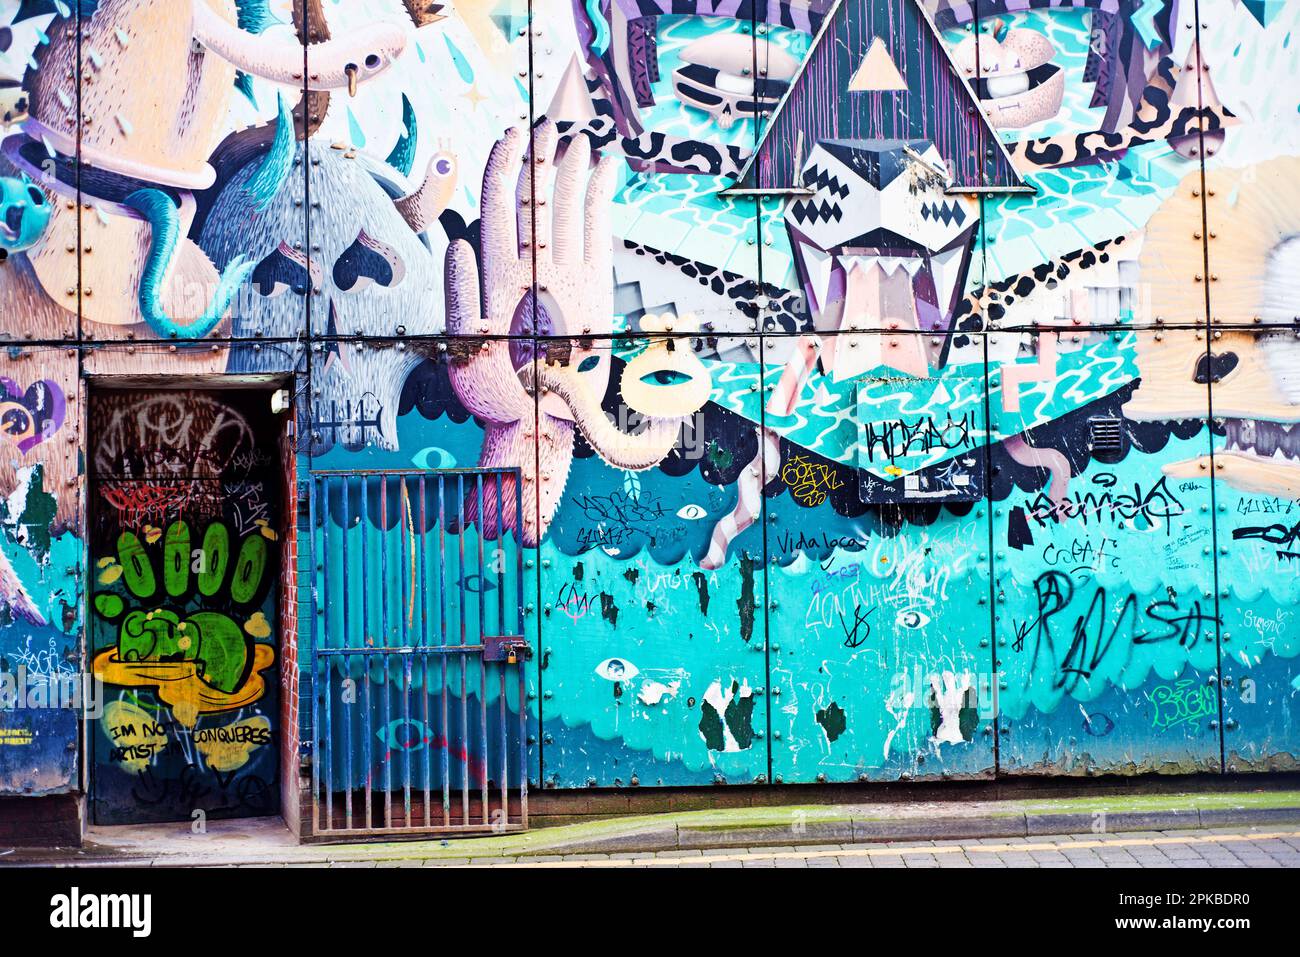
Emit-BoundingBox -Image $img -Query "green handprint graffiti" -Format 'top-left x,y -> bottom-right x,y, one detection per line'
93,520 -> 273,694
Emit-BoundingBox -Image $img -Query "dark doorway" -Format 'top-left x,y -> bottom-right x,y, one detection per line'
87,385 -> 288,826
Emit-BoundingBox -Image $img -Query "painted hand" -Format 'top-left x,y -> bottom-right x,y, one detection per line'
94,521 -> 272,695
444,121 -> 620,423
445,124 -> 710,546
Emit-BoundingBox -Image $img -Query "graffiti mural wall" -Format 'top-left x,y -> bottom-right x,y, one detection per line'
0,0 -> 1299,822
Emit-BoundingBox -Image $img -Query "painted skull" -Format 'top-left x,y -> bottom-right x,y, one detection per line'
784,138 -> 979,377
672,34 -> 797,131
198,140 -> 444,451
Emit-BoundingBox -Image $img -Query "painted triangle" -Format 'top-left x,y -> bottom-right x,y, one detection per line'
731,0 -> 1024,192
849,37 -> 907,91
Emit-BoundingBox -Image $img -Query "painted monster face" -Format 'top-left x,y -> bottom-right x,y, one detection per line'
1125,331 -> 1300,499
534,313 -> 712,426
0,175 -> 49,253
952,23 -> 1064,130
1124,156 -> 1300,500
198,141 -> 442,451
784,138 -> 979,375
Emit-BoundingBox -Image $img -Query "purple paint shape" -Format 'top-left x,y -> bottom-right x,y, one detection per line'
0,377 -> 66,454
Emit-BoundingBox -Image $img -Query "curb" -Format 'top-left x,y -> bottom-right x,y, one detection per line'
5,805 -> 1300,866
519,805 -> 1300,857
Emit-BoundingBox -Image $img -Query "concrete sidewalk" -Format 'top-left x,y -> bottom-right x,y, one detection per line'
5,788 -> 1300,867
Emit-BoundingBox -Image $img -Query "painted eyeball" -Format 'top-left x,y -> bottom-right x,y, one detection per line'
896,609 -> 932,630
620,344 -> 712,417
641,369 -> 692,386
376,718 -> 430,752
577,355 -> 602,374
432,153 -> 455,178
595,657 -> 639,682
0,402 -> 34,444
421,151 -> 459,217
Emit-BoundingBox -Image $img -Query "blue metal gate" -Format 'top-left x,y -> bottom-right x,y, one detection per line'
307,469 -> 529,837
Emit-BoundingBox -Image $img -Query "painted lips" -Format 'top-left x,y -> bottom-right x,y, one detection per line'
953,24 -> 1065,129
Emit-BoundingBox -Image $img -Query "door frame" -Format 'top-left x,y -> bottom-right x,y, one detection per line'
82,373 -> 296,826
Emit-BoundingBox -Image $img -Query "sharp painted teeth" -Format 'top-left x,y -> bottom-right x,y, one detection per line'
1222,417 -> 1300,465
840,256 -> 924,278
985,73 -> 1030,98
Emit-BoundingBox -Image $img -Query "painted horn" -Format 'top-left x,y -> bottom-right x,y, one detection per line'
191,0 -> 407,92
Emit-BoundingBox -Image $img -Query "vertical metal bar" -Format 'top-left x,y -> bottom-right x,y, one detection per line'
516,469 -> 528,827
318,478 -> 330,832
400,475 -> 412,828
316,477 -> 330,831
439,475 -> 450,827
419,475 -> 431,827
361,475 -> 373,827
340,476 -> 353,830
308,478 -> 319,833
312,475 -> 325,832
497,471 -> 507,824
477,473 -> 488,824
458,474 -> 469,825
380,475 -> 392,828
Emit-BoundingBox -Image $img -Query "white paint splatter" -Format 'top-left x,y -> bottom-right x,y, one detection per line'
637,680 -> 680,706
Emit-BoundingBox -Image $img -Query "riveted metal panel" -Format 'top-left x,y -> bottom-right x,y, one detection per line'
1210,330 -> 1300,771
993,327 -> 1222,774
764,331 -> 996,783
0,346 -> 81,796
537,334 -> 769,787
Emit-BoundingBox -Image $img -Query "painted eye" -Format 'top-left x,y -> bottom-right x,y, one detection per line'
333,229 -> 406,292
434,156 -> 454,176
26,186 -> 42,205
577,355 -> 600,373
375,718 -> 429,752
252,241 -> 315,298
595,657 -> 639,681
676,504 -> 707,520
641,369 -> 692,386
896,610 -> 931,630
0,403 -> 33,440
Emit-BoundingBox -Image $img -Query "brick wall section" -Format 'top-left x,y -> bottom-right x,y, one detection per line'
0,794 -> 82,846
278,413 -> 300,837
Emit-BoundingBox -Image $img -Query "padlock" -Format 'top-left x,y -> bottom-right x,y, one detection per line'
507,649 -> 518,665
